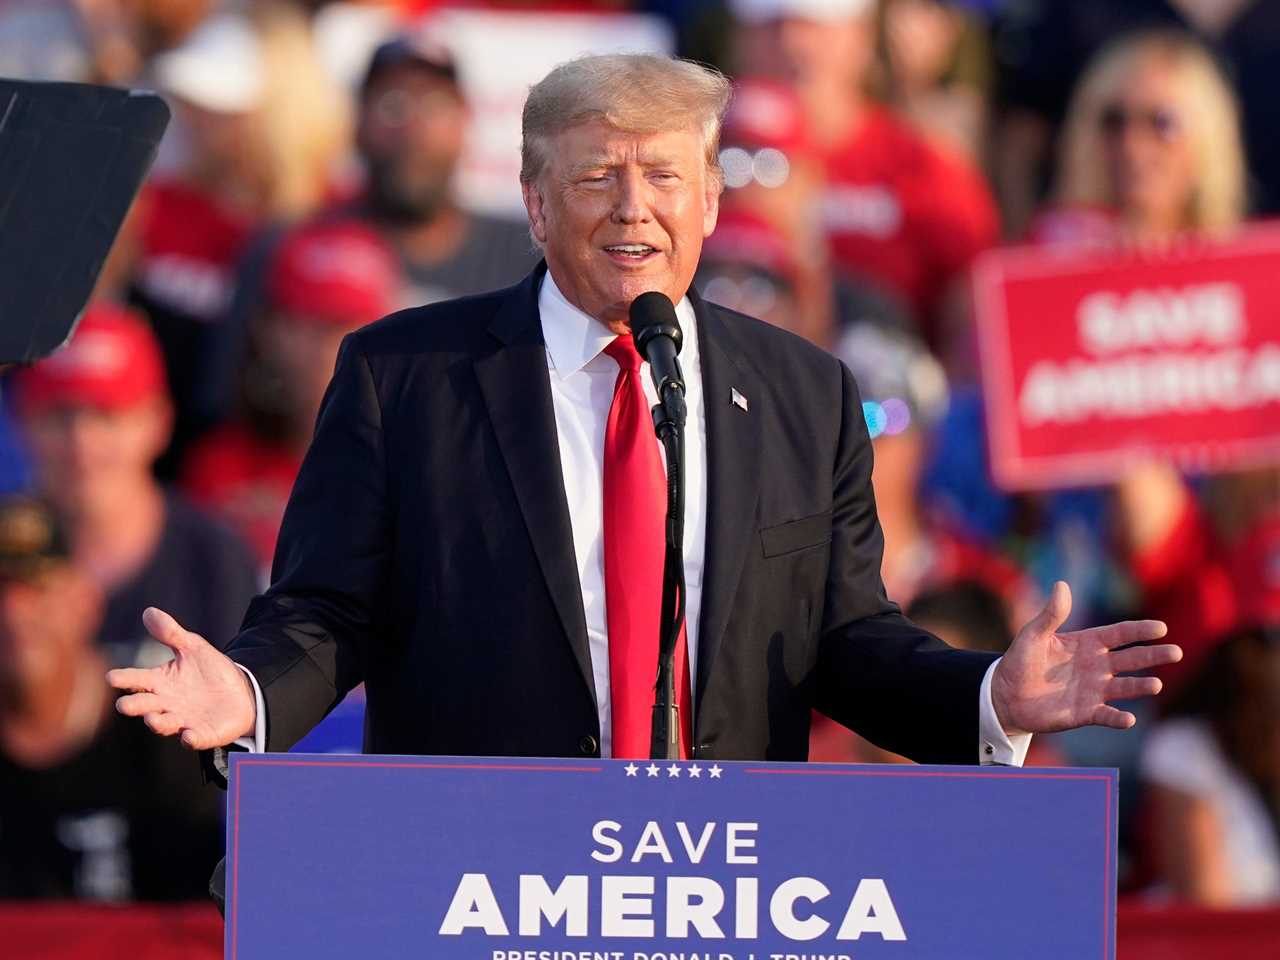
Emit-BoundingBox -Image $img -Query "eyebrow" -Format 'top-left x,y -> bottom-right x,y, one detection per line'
565,153 -> 688,177
565,156 -> 612,177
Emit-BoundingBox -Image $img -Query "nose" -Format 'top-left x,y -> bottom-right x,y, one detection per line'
1117,124 -> 1162,171
611,168 -> 653,225
65,410 -> 99,451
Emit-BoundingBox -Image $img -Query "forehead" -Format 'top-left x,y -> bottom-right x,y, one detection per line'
1110,55 -> 1183,103
550,120 -> 705,168
27,402 -> 145,423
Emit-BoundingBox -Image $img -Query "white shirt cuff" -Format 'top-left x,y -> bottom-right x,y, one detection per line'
979,658 -> 1031,766
232,663 -> 267,754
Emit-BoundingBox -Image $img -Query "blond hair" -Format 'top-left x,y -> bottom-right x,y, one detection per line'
520,54 -> 732,187
1055,31 -> 1246,233
249,1 -> 352,219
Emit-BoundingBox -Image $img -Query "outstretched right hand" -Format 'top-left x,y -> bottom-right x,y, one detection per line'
107,607 -> 256,750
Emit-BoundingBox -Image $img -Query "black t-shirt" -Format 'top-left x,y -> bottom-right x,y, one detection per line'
0,496 -> 257,900
97,494 -> 261,668
0,494 -> 263,901
0,705 -> 223,900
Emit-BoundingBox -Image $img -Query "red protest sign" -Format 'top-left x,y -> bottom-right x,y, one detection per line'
974,225 -> 1280,491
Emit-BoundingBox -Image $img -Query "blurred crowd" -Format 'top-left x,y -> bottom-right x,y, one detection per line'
1,0 -> 1278,917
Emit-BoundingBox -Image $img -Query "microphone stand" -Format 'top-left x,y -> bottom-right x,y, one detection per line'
649,387 -> 686,762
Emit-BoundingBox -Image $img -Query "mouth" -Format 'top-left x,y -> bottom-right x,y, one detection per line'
602,243 -> 661,265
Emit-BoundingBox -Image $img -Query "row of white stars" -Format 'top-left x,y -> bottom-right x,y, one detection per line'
623,762 -> 723,779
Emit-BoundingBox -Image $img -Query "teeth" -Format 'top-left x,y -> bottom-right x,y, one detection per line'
605,244 -> 655,255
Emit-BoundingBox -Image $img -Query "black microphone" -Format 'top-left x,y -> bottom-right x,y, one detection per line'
629,292 -> 686,428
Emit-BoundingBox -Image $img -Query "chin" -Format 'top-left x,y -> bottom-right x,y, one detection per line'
594,278 -> 657,311
616,276 -> 666,298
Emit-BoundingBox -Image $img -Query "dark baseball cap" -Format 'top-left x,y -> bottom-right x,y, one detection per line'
362,33 -> 458,91
0,497 -> 69,582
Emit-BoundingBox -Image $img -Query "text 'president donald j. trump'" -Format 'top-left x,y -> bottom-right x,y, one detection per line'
110,54 -> 1181,776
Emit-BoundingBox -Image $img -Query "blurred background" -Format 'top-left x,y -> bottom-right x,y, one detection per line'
1,0 -> 1279,956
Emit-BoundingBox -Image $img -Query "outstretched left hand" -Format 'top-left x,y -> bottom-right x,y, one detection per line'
991,581 -> 1183,735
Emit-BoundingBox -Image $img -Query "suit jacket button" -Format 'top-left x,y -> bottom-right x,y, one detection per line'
578,735 -> 599,756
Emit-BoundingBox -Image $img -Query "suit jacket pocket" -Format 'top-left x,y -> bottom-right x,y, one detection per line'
759,511 -> 832,558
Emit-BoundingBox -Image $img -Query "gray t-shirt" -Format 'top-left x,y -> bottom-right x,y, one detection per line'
399,213 -> 540,308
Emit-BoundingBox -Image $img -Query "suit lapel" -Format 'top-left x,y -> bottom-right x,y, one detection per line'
692,292 -> 762,710
472,263 -> 595,706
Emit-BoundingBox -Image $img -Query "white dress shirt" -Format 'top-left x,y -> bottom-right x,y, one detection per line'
539,272 -> 707,759
237,269 -> 1029,765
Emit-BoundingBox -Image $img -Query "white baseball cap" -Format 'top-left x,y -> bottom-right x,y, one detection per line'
731,0 -> 874,22
153,14 -> 264,114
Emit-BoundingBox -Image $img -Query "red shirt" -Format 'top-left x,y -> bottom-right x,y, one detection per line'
181,425 -> 303,572
820,107 -> 998,336
1128,496 -> 1243,698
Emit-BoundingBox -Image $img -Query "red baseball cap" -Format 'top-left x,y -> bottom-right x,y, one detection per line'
722,78 -> 812,155
703,208 -> 799,281
13,302 -> 168,413
267,220 -> 399,327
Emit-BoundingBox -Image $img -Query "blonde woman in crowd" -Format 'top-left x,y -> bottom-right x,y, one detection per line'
1035,29 -> 1245,247
1036,31 -> 1279,906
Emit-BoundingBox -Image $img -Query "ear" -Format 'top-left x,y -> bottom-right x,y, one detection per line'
142,396 -> 175,462
702,175 -> 721,238
522,179 -> 548,246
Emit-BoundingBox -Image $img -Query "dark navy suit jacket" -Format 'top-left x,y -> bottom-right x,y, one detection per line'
223,263 -> 996,764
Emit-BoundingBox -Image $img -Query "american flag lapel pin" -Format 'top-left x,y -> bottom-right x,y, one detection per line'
731,387 -> 749,412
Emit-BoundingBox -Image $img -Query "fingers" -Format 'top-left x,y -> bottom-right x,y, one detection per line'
1110,643 -> 1183,673
143,712 -> 183,736
134,708 -> 215,750
115,692 -> 166,717
1028,581 -> 1072,637
141,606 -> 198,653
1106,675 -> 1162,700
1070,619 -> 1169,650
180,728 -> 219,751
106,666 -> 158,693
1091,704 -> 1137,729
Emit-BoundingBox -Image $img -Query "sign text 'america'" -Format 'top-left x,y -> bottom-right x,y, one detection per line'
439,819 -> 904,942
973,225 -> 1280,489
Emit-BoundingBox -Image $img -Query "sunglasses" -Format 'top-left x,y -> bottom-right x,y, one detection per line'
1099,104 -> 1181,142
719,146 -> 792,189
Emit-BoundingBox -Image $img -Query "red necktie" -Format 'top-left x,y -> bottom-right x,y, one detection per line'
602,335 -> 692,760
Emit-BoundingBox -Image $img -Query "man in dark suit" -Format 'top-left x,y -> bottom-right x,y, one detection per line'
108,54 -> 1179,771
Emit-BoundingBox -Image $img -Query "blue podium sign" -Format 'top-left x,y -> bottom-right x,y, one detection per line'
225,755 -> 1116,960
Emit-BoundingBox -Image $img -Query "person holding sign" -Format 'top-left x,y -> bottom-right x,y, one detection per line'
1024,30 -> 1259,687
108,55 -> 1179,780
